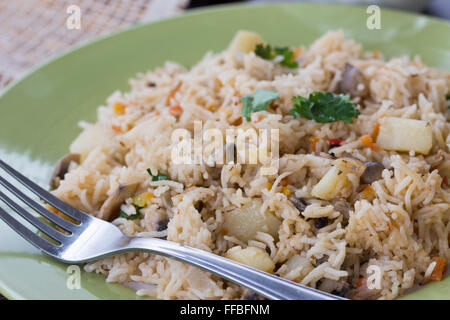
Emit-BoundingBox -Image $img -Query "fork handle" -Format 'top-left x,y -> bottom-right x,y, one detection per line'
124,237 -> 342,300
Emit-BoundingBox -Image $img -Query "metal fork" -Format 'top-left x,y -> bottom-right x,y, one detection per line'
0,158 -> 344,300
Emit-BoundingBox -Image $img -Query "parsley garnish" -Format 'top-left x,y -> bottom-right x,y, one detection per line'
254,43 -> 273,60
255,44 -> 298,68
289,92 -> 360,124
240,89 -> 280,121
147,168 -> 168,181
119,205 -> 143,220
274,47 -> 298,68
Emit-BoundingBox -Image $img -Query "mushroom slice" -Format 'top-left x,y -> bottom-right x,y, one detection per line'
98,183 -> 139,221
289,196 -> 308,212
338,63 -> 369,98
49,153 -> 81,190
360,161 -> 384,185
332,198 -> 351,225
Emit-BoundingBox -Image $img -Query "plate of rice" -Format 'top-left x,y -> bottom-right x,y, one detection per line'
0,3 -> 449,300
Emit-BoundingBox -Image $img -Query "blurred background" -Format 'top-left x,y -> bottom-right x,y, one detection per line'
0,0 -> 449,89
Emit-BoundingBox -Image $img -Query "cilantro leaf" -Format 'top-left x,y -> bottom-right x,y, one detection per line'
152,174 -> 168,181
274,47 -> 299,68
119,206 -> 143,220
240,90 -> 280,121
146,168 -> 168,181
255,43 -> 274,60
289,92 -> 360,124
254,44 -> 298,68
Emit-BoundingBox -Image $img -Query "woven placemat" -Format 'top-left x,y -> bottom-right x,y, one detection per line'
0,0 -> 188,88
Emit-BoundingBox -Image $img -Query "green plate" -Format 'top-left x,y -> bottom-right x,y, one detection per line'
0,3 -> 449,300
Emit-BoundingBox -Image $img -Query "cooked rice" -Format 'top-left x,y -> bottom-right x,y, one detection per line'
53,30 -> 450,300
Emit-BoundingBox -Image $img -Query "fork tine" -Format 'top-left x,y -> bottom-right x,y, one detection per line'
0,159 -> 91,223
0,206 -> 59,255
0,190 -> 70,243
0,176 -> 79,232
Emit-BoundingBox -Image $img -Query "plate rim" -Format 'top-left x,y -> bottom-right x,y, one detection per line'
1,2 -> 449,300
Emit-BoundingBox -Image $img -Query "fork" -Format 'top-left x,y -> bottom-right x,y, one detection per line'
0,159 -> 344,300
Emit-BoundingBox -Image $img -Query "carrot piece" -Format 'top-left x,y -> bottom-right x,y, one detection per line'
371,122 -> 381,141
356,277 -> 366,288
111,124 -> 122,133
169,105 -> 183,117
361,135 -> 373,146
310,136 -> 319,153
429,257 -> 447,281
293,47 -> 302,59
361,135 -> 380,151
166,81 -> 182,105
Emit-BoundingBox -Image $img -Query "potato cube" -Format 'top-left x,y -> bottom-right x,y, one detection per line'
226,246 -> 275,273
376,117 -> 433,155
311,166 -> 347,200
223,199 -> 281,242
284,254 -> 314,281
228,30 -> 264,54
